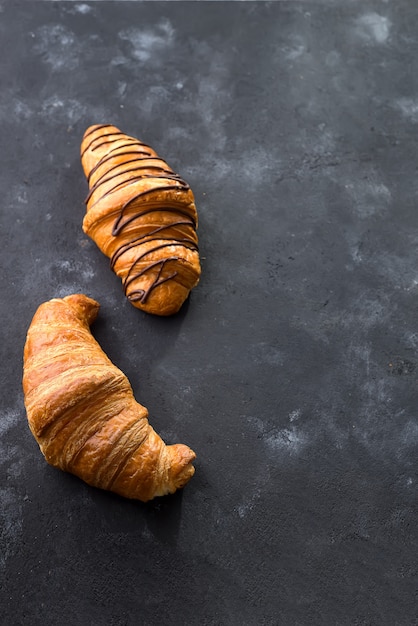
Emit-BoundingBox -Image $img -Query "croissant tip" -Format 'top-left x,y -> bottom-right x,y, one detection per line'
168,444 -> 196,492
63,293 -> 100,325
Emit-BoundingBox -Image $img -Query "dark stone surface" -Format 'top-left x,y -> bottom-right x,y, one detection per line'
1,1 -> 418,624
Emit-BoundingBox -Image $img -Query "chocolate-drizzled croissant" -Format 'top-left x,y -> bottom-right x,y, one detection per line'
22,294 -> 196,501
80,124 -> 201,316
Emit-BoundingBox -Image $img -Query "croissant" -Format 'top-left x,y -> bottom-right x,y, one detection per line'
80,124 -> 201,316
22,294 -> 196,501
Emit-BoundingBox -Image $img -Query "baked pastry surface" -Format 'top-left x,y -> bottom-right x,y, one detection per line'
22,294 -> 196,501
81,124 -> 201,316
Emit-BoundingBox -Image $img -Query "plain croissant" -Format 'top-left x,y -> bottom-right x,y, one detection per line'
80,124 -> 201,316
22,294 -> 196,501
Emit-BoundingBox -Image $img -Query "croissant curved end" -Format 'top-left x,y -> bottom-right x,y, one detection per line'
168,444 -> 196,491
64,293 -> 100,325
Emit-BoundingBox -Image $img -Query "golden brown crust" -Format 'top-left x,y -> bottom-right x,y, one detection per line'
22,294 -> 196,501
80,124 -> 201,316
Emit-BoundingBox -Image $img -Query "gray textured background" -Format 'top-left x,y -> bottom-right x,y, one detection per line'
1,1 -> 418,624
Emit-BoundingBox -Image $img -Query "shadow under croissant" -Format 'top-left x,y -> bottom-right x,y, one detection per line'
64,467 -> 193,545
90,292 -> 193,385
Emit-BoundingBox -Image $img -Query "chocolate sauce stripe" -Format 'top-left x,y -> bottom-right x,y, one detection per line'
82,134 -> 151,159
123,244 -> 199,303
102,140 -> 153,156
112,204 -> 197,236
124,241 -> 197,288
88,180 -> 189,216
82,124 -> 114,141
91,136 -> 139,153
81,132 -> 130,158
88,158 -> 175,191
125,256 -> 171,289
111,235 -> 198,270
128,268 -> 178,303
124,257 -> 179,299
85,164 -> 180,204
112,188 -> 194,235
110,223 -> 197,268
87,173 -> 187,209
87,150 -> 155,183
123,240 -> 199,303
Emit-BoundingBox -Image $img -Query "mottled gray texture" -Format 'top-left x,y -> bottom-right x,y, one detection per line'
1,1 -> 418,624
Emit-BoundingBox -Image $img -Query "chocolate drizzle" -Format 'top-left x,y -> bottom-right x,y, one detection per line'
85,166 -> 185,206
81,132 -> 129,157
123,241 -> 197,303
82,124 -> 114,140
87,158 -> 172,192
110,186 -> 192,235
82,126 -> 199,307
87,150 -> 154,183
110,219 -> 197,269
